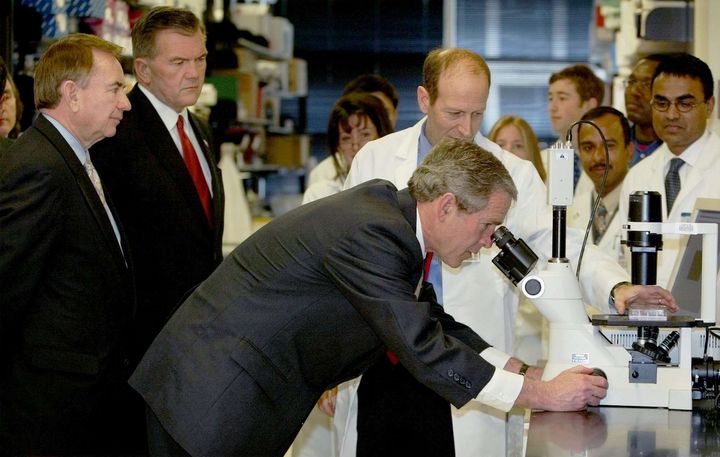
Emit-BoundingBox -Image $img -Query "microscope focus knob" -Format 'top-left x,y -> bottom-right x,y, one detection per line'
591,368 -> 607,379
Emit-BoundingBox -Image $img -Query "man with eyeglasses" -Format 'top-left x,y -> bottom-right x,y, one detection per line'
619,53 -> 719,288
623,54 -> 669,165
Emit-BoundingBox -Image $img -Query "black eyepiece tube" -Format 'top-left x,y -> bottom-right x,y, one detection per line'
626,191 -> 663,285
552,206 -> 566,259
491,226 -> 539,285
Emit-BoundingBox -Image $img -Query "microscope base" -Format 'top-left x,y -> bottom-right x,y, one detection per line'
540,323 -> 693,410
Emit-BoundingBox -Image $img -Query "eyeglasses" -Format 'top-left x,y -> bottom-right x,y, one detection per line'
623,78 -> 652,91
650,98 -> 702,113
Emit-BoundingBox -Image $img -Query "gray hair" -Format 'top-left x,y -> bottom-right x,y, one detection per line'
409,138 -> 517,212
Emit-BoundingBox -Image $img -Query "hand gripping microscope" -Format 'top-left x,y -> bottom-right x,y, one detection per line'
491,140 -> 718,410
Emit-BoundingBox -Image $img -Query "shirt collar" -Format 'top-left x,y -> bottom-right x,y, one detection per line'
137,84 -> 189,132
663,129 -> 710,169
593,183 -> 622,215
42,113 -> 88,164
417,120 -> 433,164
415,207 -> 426,257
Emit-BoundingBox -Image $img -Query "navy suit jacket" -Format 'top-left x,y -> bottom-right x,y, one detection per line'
91,86 -> 225,367
0,114 -> 134,453
130,180 -> 496,457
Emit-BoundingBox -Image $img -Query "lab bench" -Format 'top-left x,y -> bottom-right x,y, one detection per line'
525,404 -> 720,456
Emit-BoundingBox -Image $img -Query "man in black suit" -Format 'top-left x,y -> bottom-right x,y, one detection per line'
91,6 -> 224,368
0,34 -> 135,455
130,139 -> 608,457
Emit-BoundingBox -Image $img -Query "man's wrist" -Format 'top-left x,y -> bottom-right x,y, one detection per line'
518,363 -> 530,376
609,281 -> 631,311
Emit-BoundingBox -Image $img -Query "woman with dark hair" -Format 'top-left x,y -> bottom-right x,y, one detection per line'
303,93 -> 393,203
0,72 -> 24,140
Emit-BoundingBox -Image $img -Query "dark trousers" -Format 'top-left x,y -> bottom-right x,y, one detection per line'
0,370 -> 147,457
146,407 -> 192,457
356,356 -> 455,457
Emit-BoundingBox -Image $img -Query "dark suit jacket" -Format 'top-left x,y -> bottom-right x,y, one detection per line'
0,115 -> 135,454
0,136 -> 12,156
130,180 -> 496,457
91,85 -> 224,367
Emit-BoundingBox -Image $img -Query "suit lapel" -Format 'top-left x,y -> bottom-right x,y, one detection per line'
396,187 -> 424,288
188,111 -> 225,243
34,115 -> 127,270
396,188 -> 417,231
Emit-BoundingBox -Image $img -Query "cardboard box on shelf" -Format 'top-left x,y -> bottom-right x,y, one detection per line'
238,72 -> 260,119
265,134 -> 309,169
288,58 -> 307,96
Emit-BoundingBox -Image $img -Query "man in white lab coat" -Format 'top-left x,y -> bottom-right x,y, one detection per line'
620,53 -> 720,289
569,106 -> 634,263
544,64 -> 605,197
336,48 -> 675,457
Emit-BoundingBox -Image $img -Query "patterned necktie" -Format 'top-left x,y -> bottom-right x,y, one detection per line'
593,200 -> 608,243
85,154 -> 125,257
665,157 -> 684,213
177,115 -> 212,226
84,155 -> 106,206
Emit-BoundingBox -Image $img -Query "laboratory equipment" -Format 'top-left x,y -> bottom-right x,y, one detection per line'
491,136 -> 719,410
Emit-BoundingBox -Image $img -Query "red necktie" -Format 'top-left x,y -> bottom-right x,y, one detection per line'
386,252 -> 434,365
423,251 -> 434,282
177,115 -> 212,227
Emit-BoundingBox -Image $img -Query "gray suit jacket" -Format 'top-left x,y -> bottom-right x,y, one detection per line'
130,180 -> 496,457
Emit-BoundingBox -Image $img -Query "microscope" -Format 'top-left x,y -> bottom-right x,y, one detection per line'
491,140 -> 719,410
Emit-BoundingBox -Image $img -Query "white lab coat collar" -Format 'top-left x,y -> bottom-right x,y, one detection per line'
594,182 -> 622,216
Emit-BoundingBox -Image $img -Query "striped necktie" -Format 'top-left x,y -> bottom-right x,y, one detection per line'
665,157 -> 684,213
593,200 -> 608,243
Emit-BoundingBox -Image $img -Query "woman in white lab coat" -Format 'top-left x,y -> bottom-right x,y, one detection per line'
302,93 -> 393,204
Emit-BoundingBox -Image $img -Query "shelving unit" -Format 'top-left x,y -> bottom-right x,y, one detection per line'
206,7 -> 309,218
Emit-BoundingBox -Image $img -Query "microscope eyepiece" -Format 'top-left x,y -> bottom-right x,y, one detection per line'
491,226 -> 513,247
491,226 -> 538,285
